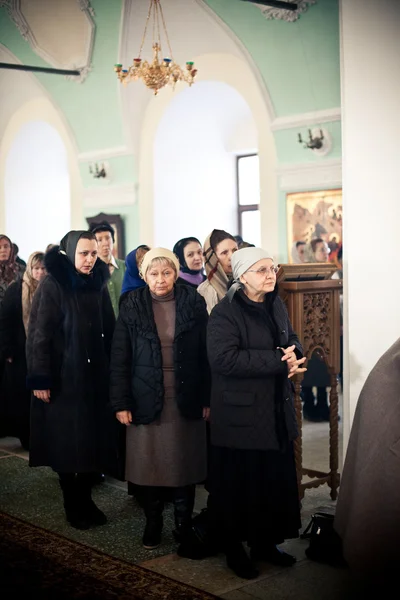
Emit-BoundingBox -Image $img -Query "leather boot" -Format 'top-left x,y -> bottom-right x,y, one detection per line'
142,486 -> 164,549
59,474 -> 92,530
76,473 -> 107,526
173,485 -> 196,543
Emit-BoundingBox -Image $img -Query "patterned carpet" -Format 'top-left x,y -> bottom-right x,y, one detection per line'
0,512 -> 218,599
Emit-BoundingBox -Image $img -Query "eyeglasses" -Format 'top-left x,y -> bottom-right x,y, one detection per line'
247,266 -> 278,276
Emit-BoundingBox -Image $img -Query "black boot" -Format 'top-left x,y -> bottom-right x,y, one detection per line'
142,487 -> 164,550
76,473 -> 107,527
226,541 -> 259,579
59,474 -> 92,530
173,485 -> 195,543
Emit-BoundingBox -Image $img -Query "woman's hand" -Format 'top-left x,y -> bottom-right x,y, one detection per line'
279,345 -> 307,379
287,357 -> 307,379
34,389 -> 51,403
116,410 -> 132,426
203,407 -> 210,421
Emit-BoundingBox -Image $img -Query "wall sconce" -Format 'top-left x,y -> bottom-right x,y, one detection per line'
297,127 -> 331,156
89,162 -> 107,179
298,128 -> 323,150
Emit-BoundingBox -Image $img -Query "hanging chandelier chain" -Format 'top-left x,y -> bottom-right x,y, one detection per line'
114,0 -> 197,94
155,0 -> 162,52
158,0 -> 174,60
138,0 -> 154,58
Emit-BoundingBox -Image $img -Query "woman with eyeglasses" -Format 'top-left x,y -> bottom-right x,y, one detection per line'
206,247 -> 307,579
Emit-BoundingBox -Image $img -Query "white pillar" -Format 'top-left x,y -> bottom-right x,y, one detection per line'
340,0 -> 400,449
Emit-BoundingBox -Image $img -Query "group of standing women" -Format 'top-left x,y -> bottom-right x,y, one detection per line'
0,227 -> 307,580
0,235 -> 45,448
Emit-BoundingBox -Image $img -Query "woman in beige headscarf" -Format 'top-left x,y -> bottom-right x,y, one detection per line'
0,251 -> 46,448
197,229 -> 238,314
110,248 -> 210,551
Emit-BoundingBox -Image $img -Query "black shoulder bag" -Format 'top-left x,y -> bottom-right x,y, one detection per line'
301,511 -> 347,567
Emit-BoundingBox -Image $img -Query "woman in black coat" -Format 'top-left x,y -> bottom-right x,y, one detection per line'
26,231 -> 116,530
0,251 -> 46,448
110,247 -> 209,550
206,247 -> 307,579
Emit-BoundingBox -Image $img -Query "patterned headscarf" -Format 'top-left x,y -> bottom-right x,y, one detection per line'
0,234 -> 17,287
202,231 -> 233,302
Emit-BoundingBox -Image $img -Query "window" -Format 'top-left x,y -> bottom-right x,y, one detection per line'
237,154 -> 261,247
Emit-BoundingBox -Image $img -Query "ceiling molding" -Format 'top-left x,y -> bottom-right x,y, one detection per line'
271,107 -> 341,131
276,158 -> 342,191
0,0 -> 95,83
83,183 -> 137,208
78,146 -> 132,162
253,0 -> 317,23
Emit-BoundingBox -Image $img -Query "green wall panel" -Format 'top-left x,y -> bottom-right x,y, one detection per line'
205,0 -> 340,117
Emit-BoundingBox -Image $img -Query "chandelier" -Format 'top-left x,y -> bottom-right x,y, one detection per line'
114,0 -> 197,95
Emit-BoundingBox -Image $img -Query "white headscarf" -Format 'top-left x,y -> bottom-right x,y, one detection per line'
227,247 -> 274,301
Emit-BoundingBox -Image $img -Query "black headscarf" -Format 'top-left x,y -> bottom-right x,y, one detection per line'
173,237 -> 203,275
59,230 -> 88,266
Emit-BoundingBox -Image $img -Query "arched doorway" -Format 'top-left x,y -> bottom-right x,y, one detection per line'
5,120 -> 70,257
153,80 -> 258,248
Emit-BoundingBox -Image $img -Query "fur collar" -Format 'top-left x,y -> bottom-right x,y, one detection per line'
44,245 -> 110,292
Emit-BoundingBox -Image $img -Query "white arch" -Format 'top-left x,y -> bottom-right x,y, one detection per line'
138,52 -> 278,255
0,96 -> 82,234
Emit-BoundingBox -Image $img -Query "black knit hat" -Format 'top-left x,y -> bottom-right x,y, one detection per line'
88,220 -> 115,242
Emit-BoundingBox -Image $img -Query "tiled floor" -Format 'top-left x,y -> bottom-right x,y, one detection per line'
0,403 -> 358,600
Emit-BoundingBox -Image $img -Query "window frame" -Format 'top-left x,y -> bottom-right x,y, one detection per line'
236,153 -> 260,239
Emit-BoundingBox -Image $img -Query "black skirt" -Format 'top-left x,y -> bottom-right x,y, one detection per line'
207,443 -> 301,546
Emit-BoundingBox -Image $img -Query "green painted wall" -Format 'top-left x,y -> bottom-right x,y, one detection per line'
205,0 -> 340,117
0,0 -> 126,154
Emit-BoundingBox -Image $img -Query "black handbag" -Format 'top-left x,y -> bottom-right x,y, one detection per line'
301,511 -> 347,567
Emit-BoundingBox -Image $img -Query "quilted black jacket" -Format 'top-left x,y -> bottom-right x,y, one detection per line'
207,289 -> 303,450
110,284 -> 210,423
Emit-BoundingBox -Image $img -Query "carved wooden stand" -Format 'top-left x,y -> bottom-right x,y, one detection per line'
278,264 -> 342,500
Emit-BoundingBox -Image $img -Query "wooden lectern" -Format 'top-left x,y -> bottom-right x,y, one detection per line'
277,263 -> 342,500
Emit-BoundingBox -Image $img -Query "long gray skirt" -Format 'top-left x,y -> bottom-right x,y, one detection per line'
125,391 -> 207,487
